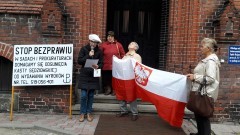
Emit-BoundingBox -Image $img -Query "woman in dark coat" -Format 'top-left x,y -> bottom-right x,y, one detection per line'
78,34 -> 103,122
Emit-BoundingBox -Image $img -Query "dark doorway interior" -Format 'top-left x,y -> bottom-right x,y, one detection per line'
107,0 -> 162,68
0,56 -> 12,93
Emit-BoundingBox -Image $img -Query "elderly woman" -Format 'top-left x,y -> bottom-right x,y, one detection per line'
116,42 -> 142,121
186,38 -> 220,135
78,34 -> 103,122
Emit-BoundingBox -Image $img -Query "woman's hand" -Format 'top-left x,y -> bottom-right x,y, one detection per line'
92,64 -> 98,69
89,50 -> 94,57
186,74 -> 194,81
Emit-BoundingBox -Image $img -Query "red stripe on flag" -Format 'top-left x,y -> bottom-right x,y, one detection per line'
112,77 -> 137,102
137,85 -> 186,127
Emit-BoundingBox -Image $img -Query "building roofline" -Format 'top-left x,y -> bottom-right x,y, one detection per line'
0,1 -> 44,15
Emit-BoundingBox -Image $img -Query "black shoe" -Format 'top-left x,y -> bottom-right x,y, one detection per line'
189,133 -> 198,135
111,91 -> 116,96
104,86 -> 112,95
104,90 -> 111,95
116,112 -> 129,117
131,115 -> 138,121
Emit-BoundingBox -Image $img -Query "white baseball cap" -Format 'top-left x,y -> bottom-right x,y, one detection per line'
89,34 -> 102,43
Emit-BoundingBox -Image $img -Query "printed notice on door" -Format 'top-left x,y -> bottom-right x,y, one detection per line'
12,44 -> 73,86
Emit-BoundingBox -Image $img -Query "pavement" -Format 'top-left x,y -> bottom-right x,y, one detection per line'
0,113 -> 239,135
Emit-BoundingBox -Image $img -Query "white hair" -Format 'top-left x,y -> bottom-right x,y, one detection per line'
131,42 -> 139,50
201,38 -> 218,52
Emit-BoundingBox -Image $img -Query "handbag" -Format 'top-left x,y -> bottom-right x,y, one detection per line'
186,76 -> 214,117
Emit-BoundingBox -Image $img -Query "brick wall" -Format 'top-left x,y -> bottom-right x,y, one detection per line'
158,0 -> 169,70
168,0 -> 201,74
18,86 -> 70,113
168,0 -> 240,121
0,0 -> 239,118
60,0 -> 106,72
0,0 -> 106,113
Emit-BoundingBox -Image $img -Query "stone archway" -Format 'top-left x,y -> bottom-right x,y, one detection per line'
0,42 -> 14,61
0,42 -> 18,112
0,42 -> 13,92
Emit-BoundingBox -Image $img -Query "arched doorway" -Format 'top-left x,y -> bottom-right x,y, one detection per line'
0,56 -> 12,93
107,0 -> 165,69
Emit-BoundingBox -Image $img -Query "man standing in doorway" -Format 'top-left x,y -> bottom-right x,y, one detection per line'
116,42 -> 142,121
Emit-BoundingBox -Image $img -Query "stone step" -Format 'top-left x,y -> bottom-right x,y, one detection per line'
92,94 -> 152,104
72,103 -> 157,115
73,94 -> 194,117
72,102 -> 194,116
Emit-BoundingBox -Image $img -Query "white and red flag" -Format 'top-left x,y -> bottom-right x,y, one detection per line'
112,56 -> 137,102
112,56 -> 189,127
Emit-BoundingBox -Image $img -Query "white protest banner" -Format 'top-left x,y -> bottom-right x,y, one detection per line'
12,44 -> 73,86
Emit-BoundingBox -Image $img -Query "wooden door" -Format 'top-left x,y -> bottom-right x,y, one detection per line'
107,0 -> 161,68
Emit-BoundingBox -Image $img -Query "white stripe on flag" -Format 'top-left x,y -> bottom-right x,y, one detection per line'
112,56 -> 135,80
134,63 -> 188,103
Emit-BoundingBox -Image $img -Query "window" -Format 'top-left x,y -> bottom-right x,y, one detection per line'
147,12 -> 153,38
138,11 -> 145,34
122,10 -> 129,33
114,11 -> 120,34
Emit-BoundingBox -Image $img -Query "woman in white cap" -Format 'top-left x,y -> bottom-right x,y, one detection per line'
77,34 -> 103,122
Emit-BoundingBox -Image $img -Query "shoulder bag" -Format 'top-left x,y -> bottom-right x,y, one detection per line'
186,76 -> 214,117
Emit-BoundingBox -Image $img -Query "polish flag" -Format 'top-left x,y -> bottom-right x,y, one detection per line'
112,56 -> 137,102
112,56 -> 189,127
134,62 -> 188,127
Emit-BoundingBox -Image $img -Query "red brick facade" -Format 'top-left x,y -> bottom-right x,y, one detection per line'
0,0 -> 106,113
0,0 -> 239,120
168,0 -> 240,120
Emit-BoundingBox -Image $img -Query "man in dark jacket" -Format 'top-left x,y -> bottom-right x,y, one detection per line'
78,34 -> 103,122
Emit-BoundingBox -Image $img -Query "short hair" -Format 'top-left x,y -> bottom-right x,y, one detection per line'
201,38 -> 218,52
107,31 -> 115,37
131,42 -> 139,50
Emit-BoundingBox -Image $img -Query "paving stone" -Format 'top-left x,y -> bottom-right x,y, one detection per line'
0,113 -> 239,135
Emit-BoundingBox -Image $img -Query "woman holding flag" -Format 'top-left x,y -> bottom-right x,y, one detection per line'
186,38 -> 220,135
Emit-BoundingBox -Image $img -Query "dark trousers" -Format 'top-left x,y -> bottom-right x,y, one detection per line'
102,70 -> 112,87
194,113 -> 211,135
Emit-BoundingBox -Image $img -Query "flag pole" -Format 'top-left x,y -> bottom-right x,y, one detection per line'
10,86 -> 14,121
69,85 -> 72,119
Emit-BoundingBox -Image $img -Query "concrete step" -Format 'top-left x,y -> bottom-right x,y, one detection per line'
72,94 -> 194,117
72,103 -> 157,115
72,102 -> 194,116
72,103 -> 194,118
92,94 -> 152,105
